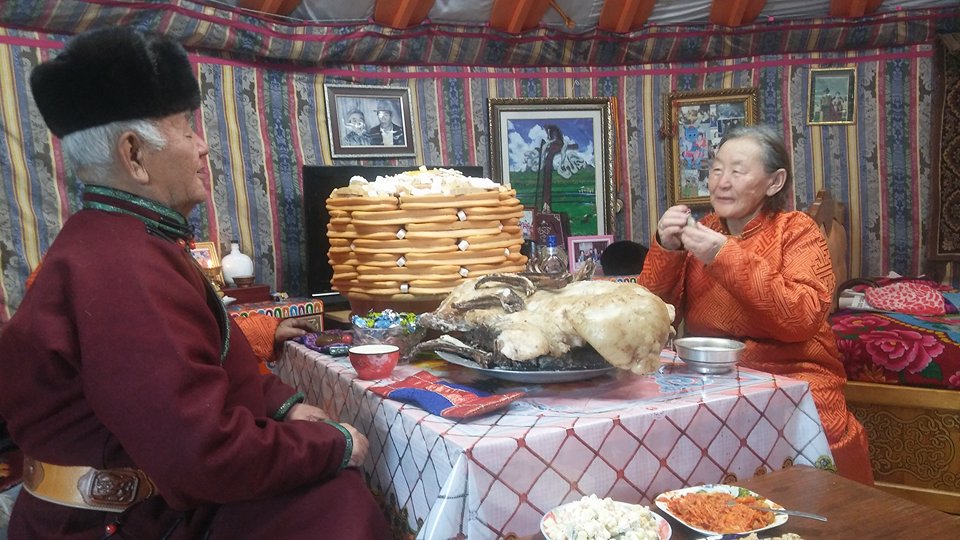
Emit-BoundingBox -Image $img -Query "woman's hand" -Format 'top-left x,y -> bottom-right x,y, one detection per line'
681,221 -> 727,264
274,317 -> 315,344
656,205 -> 692,251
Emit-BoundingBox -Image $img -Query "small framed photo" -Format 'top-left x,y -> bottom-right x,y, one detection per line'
323,84 -> 416,158
519,208 -> 535,240
663,88 -> 759,207
808,68 -> 856,125
567,235 -> 614,277
191,241 -> 220,269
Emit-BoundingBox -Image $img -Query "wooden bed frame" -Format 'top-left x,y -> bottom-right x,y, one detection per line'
808,190 -> 960,515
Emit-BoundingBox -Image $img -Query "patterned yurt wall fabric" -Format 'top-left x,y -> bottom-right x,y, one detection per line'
930,34 -> 960,283
0,0 -> 957,67
1,6 -> 958,320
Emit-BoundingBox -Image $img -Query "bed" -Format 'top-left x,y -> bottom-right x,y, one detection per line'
808,191 -> 960,514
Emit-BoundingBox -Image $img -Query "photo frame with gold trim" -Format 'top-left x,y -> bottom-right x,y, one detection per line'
664,88 -> 759,207
190,241 -> 220,269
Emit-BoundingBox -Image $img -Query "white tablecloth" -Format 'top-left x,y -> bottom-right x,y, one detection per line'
276,342 -> 833,539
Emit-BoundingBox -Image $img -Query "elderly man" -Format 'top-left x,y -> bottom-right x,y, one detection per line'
0,28 -> 390,539
366,100 -> 405,146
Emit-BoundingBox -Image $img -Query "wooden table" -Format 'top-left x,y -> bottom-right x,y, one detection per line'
666,466 -> 959,539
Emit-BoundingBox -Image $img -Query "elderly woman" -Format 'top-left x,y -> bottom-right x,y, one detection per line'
639,125 -> 873,485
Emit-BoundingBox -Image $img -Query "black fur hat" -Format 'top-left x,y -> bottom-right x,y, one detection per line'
30,28 -> 201,138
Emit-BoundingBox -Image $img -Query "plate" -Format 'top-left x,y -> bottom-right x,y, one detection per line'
541,499 -> 671,540
654,484 -> 787,536
436,351 -> 615,383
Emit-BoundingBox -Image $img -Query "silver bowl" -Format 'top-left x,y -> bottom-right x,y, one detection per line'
674,337 -> 744,374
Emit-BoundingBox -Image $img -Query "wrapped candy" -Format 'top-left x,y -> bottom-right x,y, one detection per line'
351,310 -> 425,362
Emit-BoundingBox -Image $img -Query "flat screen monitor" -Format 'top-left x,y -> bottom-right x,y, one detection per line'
302,165 -> 485,297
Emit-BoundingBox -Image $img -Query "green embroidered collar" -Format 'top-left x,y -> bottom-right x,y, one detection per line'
82,185 -> 194,246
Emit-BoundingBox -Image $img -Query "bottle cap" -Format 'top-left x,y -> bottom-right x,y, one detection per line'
546,234 -> 558,247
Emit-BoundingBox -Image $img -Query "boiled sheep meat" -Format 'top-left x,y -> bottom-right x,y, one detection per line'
418,275 -> 675,375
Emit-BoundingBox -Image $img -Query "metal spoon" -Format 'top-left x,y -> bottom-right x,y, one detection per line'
726,500 -> 828,522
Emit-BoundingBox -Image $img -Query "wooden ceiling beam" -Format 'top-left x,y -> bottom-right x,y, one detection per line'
598,0 -> 656,33
238,0 -> 301,17
829,0 -> 885,17
490,0 -> 552,34
709,0 -> 767,27
373,0 -> 436,29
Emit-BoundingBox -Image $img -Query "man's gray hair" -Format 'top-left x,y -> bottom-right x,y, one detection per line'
61,119 -> 166,184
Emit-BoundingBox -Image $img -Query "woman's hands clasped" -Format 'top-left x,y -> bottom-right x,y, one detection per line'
656,205 -> 727,264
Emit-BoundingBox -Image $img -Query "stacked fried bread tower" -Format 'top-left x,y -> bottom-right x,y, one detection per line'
326,168 -> 528,303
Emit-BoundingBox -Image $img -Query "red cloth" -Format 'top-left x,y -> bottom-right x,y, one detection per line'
0,208 -> 389,538
371,371 -> 523,418
640,211 -> 874,485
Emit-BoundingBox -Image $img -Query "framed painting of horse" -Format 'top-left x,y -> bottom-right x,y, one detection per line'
488,97 -> 616,236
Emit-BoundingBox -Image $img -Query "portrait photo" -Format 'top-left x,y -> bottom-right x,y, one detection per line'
323,84 -> 415,158
567,235 -> 614,276
808,67 -> 857,125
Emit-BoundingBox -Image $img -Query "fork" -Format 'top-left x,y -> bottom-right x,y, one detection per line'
727,501 -> 828,522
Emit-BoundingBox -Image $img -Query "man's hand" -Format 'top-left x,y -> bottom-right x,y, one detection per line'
286,403 -> 329,422
287,406 -> 368,468
274,317 -> 315,344
340,423 -> 369,468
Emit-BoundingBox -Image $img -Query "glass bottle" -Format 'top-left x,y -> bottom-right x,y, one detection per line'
540,235 -> 568,274
221,241 -> 254,286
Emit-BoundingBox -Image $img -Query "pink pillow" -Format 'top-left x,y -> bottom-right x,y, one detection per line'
864,280 -> 945,315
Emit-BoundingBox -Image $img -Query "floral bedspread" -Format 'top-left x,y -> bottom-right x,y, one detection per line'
830,309 -> 960,389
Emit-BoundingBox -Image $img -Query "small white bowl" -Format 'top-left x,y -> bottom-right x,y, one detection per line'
674,337 -> 744,374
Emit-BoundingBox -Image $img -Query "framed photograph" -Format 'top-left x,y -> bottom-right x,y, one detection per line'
808,67 -> 856,125
664,88 -> 759,207
323,84 -> 416,158
519,208 -> 535,240
488,98 -> 616,236
567,235 -> 614,276
191,241 -> 220,269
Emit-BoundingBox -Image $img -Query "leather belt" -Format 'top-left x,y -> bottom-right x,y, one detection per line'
22,456 -> 157,513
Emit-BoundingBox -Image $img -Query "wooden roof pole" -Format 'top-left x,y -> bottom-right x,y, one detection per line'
829,0 -> 885,17
238,0 -> 301,17
709,0 -> 767,27
490,0 -> 552,33
598,0 -> 656,33
373,0 -> 436,29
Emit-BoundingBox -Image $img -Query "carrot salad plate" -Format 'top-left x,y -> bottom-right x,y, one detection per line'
654,484 -> 787,536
